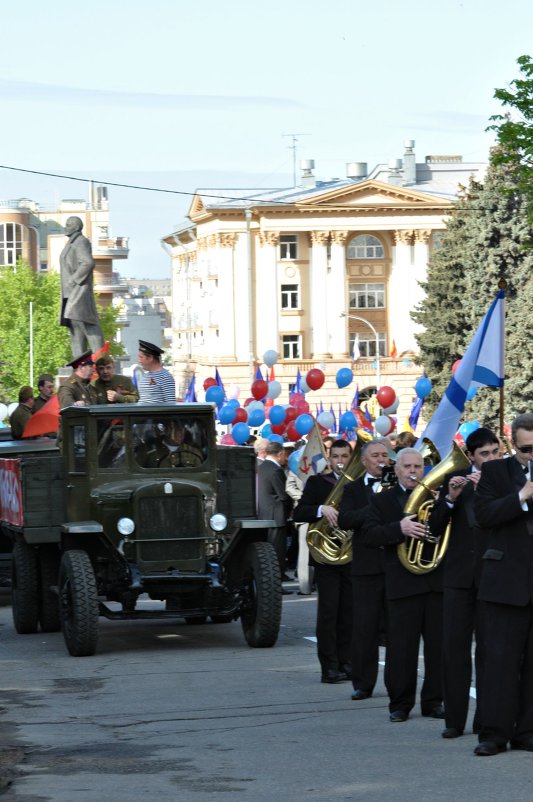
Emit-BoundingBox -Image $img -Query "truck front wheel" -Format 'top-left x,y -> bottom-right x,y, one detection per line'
59,550 -> 99,656
11,539 -> 39,634
240,541 -> 282,648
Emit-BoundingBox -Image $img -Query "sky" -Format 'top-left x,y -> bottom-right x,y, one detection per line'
1,0 -> 531,278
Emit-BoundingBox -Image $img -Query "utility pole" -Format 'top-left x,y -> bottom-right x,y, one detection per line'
282,133 -> 310,187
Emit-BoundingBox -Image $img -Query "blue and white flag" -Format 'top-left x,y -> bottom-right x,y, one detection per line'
418,290 -> 505,459
215,368 -> 227,402
184,374 -> 197,403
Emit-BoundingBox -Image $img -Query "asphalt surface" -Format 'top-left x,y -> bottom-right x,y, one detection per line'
0,585 -> 531,802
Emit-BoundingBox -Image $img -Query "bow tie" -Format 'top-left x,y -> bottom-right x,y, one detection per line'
366,477 -> 380,487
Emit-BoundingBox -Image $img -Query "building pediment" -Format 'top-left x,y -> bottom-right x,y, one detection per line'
188,193 -> 209,222
295,180 -> 453,210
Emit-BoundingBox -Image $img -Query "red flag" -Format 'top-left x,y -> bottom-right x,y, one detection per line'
265,367 -> 275,413
22,395 -> 60,438
390,339 -> 398,358
91,340 -> 110,379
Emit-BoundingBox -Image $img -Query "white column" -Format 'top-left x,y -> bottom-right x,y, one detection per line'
255,231 -> 280,358
328,231 -> 350,357
310,230 -> 330,358
213,233 -> 237,359
388,230 -> 414,353
411,230 -> 431,344
233,232 -> 253,362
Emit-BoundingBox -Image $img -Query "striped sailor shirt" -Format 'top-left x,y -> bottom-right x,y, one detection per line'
137,368 -> 176,403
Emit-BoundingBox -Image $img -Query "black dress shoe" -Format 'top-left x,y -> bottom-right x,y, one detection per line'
340,663 -> 352,679
510,738 -> 533,752
442,727 -> 463,739
321,669 -> 349,684
389,711 -> 408,722
474,741 -> 506,756
351,689 -> 371,701
422,704 -> 445,719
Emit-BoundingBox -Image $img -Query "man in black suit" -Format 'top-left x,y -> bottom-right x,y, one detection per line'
429,428 -> 500,740
257,442 -> 291,588
294,439 -> 353,683
473,413 -> 533,756
362,448 -> 444,722
338,439 -> 389,700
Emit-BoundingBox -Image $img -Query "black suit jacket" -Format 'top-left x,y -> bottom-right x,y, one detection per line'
428,468 -> 480,589
474,457 -> 533,606
293,473 -> 337,523
257,459 -> 291,526
338,477 -> 385,576
362,485 -> 443,600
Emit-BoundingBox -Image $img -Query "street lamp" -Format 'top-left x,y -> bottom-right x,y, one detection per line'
340,311 -> 381,390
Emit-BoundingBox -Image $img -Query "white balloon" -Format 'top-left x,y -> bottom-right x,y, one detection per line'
383,398 -> 400,414
227,383 -> 241,400
0,403 -> 8,421
374,414 -> 393,436
317,411 -> 334,430
263,349 -> 278,368
247,400 -> 265,412
267,380 -> 281,400
300,378 -> 310,393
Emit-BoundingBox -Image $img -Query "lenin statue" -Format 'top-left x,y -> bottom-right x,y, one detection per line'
59,216 -> 104,356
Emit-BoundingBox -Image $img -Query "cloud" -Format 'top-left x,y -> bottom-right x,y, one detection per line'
411,111 -> 490,133
0,79 -> 304,111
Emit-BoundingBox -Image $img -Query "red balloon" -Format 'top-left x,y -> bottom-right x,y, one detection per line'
376,385 -> 396,409
295,400 -> 310,415
452,359 -> 462,374
289,392 -> 304,405
233,407 -> 248,423
251,379 -> 268,401
270,422 -> 287,435
286,422 -> 301,442
284,406 -> 298,423
306,368 -> 325,391
203,377 -> 217,392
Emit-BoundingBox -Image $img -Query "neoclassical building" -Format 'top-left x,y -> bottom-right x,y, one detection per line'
163,141 -> 485,421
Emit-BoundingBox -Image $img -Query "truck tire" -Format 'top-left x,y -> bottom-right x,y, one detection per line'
240,541 -> 282,648
11,539 -> 39,634
59,550 -> 99,657
39,546 -> 61,633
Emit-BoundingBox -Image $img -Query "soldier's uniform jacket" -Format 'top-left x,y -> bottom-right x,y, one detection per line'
58,376 -> 99,409
92,375 -> 139,404
138,441 -> 203,468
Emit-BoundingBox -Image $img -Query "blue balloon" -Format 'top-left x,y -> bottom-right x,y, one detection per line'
219,404 -> 237,425
205,385 -> 224,405
269,433 -> 284,444
415,377 -> 432,399
232,422 -> 250,445
227,398 -> 240,408
295,413 -> 314,436
288,449 -> 302,475
466,386 -> 477,401
248,408 -> 266,427
339,410 -> 357,431
458,420 -> 480,440
269,404 -> 286,425
336,367 -> 353,389
261,423 -> 272,439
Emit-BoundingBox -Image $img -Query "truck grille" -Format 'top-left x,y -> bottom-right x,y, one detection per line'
137,496 -> 203,562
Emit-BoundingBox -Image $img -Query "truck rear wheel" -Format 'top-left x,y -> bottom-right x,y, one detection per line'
240,541 -> 281,648
59,550 -> 99,656
11,539 -> 39,634
39,546 -> 61,633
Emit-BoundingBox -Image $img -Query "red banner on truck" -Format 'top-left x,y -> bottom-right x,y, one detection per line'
0,459 -> 23,527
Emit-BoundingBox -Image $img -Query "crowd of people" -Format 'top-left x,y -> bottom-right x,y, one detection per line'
255,415 -> 533,759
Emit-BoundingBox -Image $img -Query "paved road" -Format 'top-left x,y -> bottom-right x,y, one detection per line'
0,586 -> 530,802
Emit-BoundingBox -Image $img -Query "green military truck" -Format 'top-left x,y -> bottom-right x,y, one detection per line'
0,403 -> 281,656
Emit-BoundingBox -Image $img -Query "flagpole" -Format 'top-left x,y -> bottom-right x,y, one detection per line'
498,277 -> 507,439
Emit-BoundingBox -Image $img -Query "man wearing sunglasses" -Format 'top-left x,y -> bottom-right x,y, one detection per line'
473,413 -> 533,756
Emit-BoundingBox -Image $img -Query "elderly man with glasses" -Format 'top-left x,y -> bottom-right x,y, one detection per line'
473,412 -> 533,756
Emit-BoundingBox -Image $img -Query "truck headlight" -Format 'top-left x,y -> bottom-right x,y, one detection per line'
117,517 -> 135,536
209,513 -> 227,532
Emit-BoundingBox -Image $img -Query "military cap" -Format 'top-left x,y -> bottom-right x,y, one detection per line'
95,353 -> 114,367
138,340 -> 164,357
67,350 -> 94,369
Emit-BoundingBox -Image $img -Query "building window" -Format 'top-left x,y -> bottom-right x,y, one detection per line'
281,284 -> 299,309
350,332 -> 386,358
280,235 -> 298,260
347,234 -> 384,259
282,334 -> 301,359
349,283 -> 385,309
0,223 -> 24,266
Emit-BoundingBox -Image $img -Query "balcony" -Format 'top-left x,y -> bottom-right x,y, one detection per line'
93,236 -> 129,258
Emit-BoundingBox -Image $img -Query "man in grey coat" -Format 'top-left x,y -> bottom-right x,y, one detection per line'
59,216 -> 104,356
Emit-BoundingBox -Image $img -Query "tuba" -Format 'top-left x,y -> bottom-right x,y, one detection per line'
397,441 -> 470,575
306,431 -> 371,565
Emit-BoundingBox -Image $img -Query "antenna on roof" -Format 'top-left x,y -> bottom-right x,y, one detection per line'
282,133 -> 310,187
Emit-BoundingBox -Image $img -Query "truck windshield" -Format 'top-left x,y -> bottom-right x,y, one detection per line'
132,415 -> 208,469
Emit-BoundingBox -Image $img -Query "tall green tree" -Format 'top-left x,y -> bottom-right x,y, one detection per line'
0,261 -> 123,402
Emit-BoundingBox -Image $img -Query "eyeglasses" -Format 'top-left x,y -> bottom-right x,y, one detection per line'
515,444 -> 533,454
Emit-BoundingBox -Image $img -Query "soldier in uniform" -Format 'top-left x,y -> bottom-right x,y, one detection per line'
58,351 -> 99,408
92,353 -> 138,404
137,419 -> 203,468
